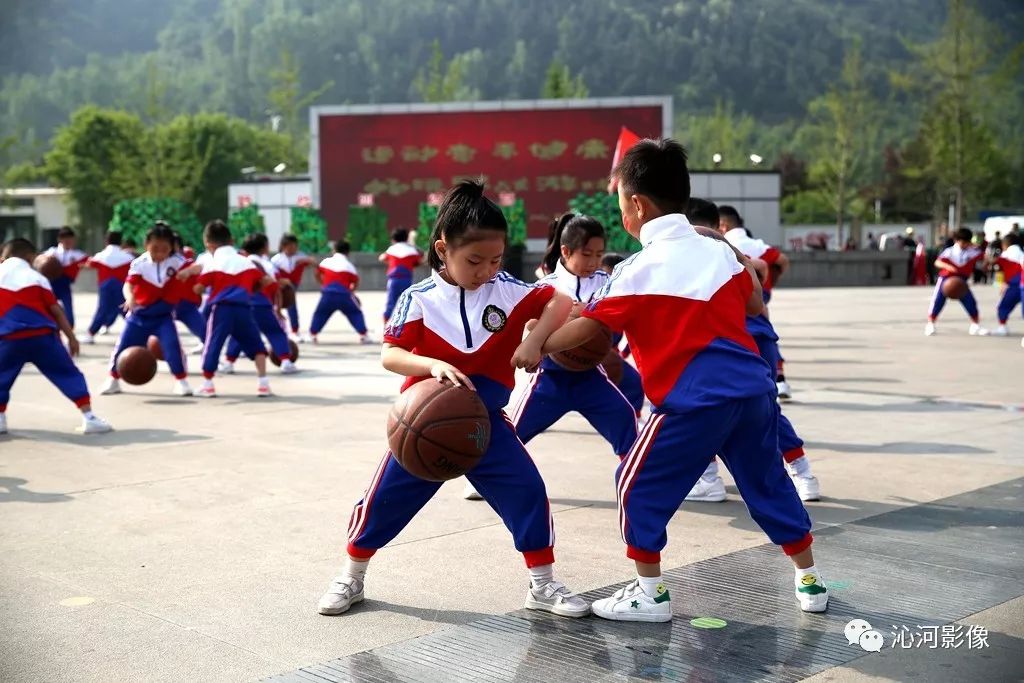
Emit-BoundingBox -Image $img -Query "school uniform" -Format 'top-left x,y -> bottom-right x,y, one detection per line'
309,253 -> 368,336
611,333 -> 644,415
270,251 -> 309,334
747,314 -> 805,464
382,242 -> 422,322
510,261 -> 637,455
174,249 -> 207,342
109,253 -> 189,380
996,244 -> 1023,324
929,244 -> 985,321
199,246 -> 267,377
225,254 -> 291,363
43,244 -> 88,327
86,245 -> 133,335
583,214 -> 812,563
723,228 -> 782,304
0,257 -> 90,411
347,271 -> 558,567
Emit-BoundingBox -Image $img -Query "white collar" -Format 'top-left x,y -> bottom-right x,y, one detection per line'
639,214 -> 696,247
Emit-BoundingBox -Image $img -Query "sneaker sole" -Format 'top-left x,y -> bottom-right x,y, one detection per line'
318,592 -> 364,616
799,493 -> 821,502
591,604 -> 672,622
524,596 -> 590,618
685,493 -> 727,503
463,493 -> 484,501
799,597 -> 829,613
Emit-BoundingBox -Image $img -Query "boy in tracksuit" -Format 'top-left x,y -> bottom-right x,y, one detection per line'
84,231 -> 133,343
544,138 -> 827,622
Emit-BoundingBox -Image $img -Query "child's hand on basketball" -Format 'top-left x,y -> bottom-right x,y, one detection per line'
511,340 -> 543,372
430,362 -> 476,390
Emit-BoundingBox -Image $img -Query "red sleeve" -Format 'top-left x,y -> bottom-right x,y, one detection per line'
582,295 -> 634,333
383,319 -> 423,351
198,271 -> 214,286
40,287 -> 57,308
761,247 -> 781,265
523,284 -> 555,320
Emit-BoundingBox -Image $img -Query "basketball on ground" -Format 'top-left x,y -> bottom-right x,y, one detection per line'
942,276 -> 968,300
116,347 -> 157,385
268,339 -> 299,366
386,379 -> 490,481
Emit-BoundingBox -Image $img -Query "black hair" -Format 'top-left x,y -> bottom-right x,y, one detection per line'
685,198 -> 720,229
611,138 -> 690,215
123,237 -> 138,249
542,212 -> 605,274
146,222 -> 175,245
106,231 -> 123,246
171,232 -> 184,250
334,239 -> 351,255
954,227 -> 973,242
2,237 -> 37,261
279,234 -> 299,249
57,226 -> 76,239
204,219 -> 232,246
718,205 -> 743,228
601,253 -> 625,271
1002,233 -> 1020,248
391,228 -> 409,243
429,180 -> 507,271
241,233 -> 269,255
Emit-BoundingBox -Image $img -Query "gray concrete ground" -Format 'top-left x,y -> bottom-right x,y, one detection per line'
0,284 -> 1021,682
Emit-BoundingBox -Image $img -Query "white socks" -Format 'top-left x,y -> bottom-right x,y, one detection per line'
787,455 -> 811,477
637,574 -> 664,598
258,376 -> 270,387
82,410 -> 96,420
795,564 -> 821,585
344,557 -> 369,586
528,563 -> 554,589
700,459 -> 719,480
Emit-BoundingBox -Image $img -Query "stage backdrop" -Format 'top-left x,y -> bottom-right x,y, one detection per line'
310,97 -> 671,241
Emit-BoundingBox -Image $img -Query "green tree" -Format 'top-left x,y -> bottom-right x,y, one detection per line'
676,101 -> 759,169
267,49 -> 335,144
541,59 -> 588,99
412,40 -> 478,103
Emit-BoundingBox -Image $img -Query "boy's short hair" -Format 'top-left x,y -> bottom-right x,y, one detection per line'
954,227 -> 973,242
241,233 -> 269,254
601,253 -> 625,270
106,231 -> 123,246
2,238 -> 37,261
335,239 -> 351,255
57,226 -> 76,239
612,138 -> 690,215
717,205 -> 743,228
123,237 -> 138,249
685,198 -> 720,229
279,234 -> 299,248
391,228 -> 409,243
204,219 -> 232,246
1003,233 -> 1020,248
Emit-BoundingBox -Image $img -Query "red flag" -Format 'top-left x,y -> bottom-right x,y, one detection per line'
607,126 -> 642,193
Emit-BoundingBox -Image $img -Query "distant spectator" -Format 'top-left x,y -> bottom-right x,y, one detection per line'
843,237 -> 857,251
866,232 -> 878,250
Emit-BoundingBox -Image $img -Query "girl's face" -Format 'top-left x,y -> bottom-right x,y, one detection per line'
146,238 -> 172,262
436,229 -> 506,291
561,236 -> 605,278
282,243 -> 298,256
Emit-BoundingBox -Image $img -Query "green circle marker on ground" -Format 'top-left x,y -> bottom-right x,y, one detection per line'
827,580 -> 851,590
690,617 -> 728,629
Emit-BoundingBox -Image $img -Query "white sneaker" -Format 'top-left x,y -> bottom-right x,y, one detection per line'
217,361 -> 235,375
968,323 -> 989,336
99,377 -> 122,395
0,413 -> 7,434
82,334 -> 95,345
525,581 -> 590,618
924,321 -> 937,336
796,572 -> 829,613
300,333 -> 314,344
189,343 -> 204,356
791,473 -> 821,501
463,481 -> 483,500
173,380 -> 193,396
359,334 -> 377,345
80,414 -> 113,434
776,379 -> 792,400
318,577 -> 364,615
280,359 -> 299,375
98,326 -> 109,336
196,383 -> 217,398
685,475 -> 727,502
591,579 -> 672,622
991,324 -> 1009,336
257,382 -> 273,397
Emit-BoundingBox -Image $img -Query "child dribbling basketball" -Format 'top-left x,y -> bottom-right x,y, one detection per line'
318,181 -> 588,618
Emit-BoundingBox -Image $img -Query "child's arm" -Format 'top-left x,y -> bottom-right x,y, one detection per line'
122,282 -> 137,312
378,253 -> 388,263
541,316 -> 608,356
176,263 -> 202,280
48,303 -> 79,356
312,269 -> 323,284
512,292 -> 573,370
381,343 -> 476,390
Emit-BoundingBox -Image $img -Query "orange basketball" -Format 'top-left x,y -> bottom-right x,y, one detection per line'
942,276 -> 968,300
116,346 -> 157,385
386,380 -> 490,481
33,254 -> 63,281
279,281 -> 296,309
268,339 -> 299,366
550,308 -> 612,371
147,336 -> 164,361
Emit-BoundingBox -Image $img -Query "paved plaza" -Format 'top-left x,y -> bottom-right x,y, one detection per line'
1,285 -> 1022,682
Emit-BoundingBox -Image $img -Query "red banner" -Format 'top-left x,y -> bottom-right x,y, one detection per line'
315,103 -> 664,240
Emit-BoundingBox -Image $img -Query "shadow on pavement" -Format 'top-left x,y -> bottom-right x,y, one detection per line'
0,477 -> 72,504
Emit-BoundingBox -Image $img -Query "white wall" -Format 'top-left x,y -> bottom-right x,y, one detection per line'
228,180 -> 313,246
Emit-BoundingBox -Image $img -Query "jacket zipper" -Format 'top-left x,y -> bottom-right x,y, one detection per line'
574,275 -> 582,301
459,287 -> 474,348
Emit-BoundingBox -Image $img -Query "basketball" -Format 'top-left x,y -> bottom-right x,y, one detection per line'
942,276 -> 968,300
600,349 -> 624,385
33,254 -> 63,281
269,339 -> 300,366
116,346 -> 157,385
550,308 -> 612,371
279,281 -> 296,309
147,336 -> 164,361
386,380 -> 491,481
